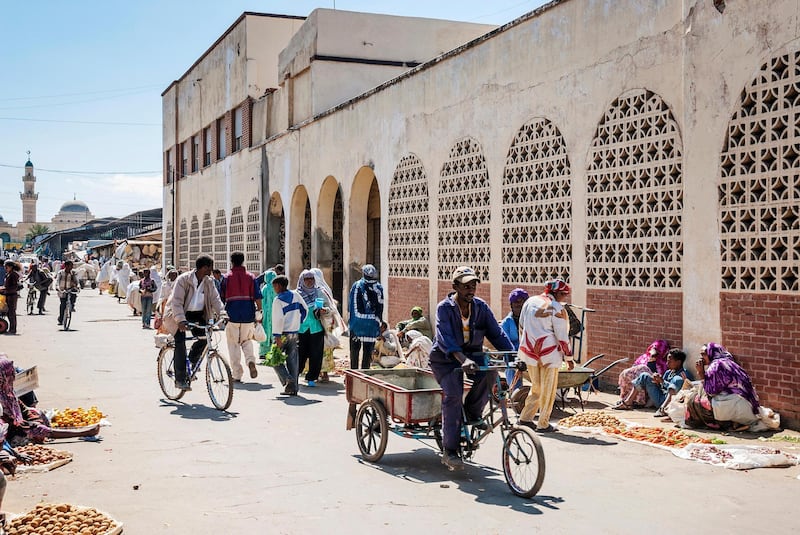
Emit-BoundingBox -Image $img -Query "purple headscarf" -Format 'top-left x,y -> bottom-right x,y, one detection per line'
702,343 -> 759,413
508,288 -> 529,304
633,339 -> 670,375
0,356 -> 24,425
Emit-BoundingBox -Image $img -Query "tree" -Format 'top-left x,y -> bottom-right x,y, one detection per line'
25,223 -> 51,242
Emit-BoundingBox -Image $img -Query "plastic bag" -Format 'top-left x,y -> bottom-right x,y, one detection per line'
252,322 -> 267,342
0,294 -> 6,313
323,331 -> 341,349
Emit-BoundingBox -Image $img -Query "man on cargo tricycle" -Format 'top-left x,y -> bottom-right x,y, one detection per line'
428,266 -> 514,470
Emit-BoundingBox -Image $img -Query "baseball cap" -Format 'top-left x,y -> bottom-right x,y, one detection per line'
452,266 -> 480,284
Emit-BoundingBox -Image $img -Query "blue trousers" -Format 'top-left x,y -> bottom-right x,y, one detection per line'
633,372 -> 667,407
429,352 -> 492,452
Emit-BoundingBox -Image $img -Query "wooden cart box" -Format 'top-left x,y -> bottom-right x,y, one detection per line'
345,368 -> 470,425
14,366 -> 38,397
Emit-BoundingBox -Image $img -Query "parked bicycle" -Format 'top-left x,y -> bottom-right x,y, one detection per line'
157,319 -> 234,411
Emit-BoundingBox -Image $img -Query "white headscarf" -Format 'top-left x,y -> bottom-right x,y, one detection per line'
311,268 -> 345,334
149,266 -> 163,302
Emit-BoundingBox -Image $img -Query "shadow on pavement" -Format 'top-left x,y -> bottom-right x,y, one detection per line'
353,449 -> 564,514
301,381 -> 344,397
540,431 -> 618,446
160,400 -> 239,421
233,382 -> 273,392
272,395 -> 322,406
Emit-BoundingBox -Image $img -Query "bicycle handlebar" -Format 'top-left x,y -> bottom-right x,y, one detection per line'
184,318 -> 227,330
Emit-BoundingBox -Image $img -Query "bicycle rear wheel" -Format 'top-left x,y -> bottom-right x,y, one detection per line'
157,346 -> 185,401
206,352 -> 233,410
502,426 -> 545,498
27,290 -> 36,315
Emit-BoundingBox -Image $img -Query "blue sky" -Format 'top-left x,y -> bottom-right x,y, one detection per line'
0,0 -> 547,224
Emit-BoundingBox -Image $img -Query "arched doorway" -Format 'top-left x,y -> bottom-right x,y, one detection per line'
290,186 -> 311,281
317,176 -> 345,306
266,192 -> 285,269
349,166 -> 381,285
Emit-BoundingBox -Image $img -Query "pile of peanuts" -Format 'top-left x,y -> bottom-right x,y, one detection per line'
16,444 -> 72,466
7,503 -> 119,535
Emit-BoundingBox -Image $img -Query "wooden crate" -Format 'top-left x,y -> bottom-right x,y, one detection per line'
14,366 -> 38,397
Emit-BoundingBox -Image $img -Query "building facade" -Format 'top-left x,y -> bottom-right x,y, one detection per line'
163,2 -> 800,426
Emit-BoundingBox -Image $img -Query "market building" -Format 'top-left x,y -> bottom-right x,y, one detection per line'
162,1 -> 800,426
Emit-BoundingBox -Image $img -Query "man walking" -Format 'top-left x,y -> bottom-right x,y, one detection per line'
270,275 -> 307,395
347,264 -> 384,369
517,278 -> 574,433
220,252 -> 262,382
163,254 -> 226,391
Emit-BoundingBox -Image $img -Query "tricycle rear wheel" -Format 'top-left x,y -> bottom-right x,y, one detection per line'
355,398 -> 388,462
502,426 -> 545,498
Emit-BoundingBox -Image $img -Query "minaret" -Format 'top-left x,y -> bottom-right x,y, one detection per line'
20,152 -> 38,223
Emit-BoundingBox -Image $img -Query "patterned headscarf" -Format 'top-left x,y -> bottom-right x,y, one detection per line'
633,339 -> 671,375
703,342 -> 733,361
544,279 -> 570,295
297,269 -> 318,305
0,356 -> 24,425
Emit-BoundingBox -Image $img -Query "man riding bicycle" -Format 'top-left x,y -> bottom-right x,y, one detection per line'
55,260 -> 80,326
24,262 -> 52,315
429,266 -> 513,470
162,254 -> 225,391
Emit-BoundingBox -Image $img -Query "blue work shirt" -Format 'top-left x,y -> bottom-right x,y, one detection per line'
430,293 -> 513,363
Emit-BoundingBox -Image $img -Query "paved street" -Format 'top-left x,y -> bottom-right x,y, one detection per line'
3,291 -> 798,534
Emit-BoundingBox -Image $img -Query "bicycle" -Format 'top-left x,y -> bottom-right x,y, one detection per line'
157,319 -> 234,411
26,283 -> 38,315
60,288 -> 79,331
346,352 -> 545,498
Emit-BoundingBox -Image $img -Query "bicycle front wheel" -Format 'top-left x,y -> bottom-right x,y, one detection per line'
62,303 -> 72,330
157,346 -> 185,401
206,352 -> 233,410
27,290 -> 36,315
502,426 -> 545,498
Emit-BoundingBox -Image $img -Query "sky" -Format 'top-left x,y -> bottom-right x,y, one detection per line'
0,0 -> 548,225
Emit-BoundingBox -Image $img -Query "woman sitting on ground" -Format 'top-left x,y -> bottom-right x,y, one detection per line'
614,339 -> 670,409
617,349 -> 688,413
0,356 -> 99,444
685,343 -> 760,431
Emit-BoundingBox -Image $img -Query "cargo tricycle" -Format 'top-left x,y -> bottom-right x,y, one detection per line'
345,356 -> 545,498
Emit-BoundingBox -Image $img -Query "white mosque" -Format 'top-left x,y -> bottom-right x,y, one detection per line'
0,158 -> 95,247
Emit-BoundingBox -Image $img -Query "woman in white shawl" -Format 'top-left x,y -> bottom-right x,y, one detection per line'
115,262 -> 131,300
404,329 -> 433,370
311,268 -> 345,382
96,260 -> 113,295
149,266 -> 163,304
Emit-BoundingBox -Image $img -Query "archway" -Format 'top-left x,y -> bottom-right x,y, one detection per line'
290,186 -> 311,282
317,176 -> 345,306
349,166 -> 381,285
266,192 -> 285,269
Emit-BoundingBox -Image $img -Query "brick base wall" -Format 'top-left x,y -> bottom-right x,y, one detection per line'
720,292 -> 800,429
586,288 -> 683,373
500,283 -> 540,318
387,277 -> 430,328
436,281 -> 491,310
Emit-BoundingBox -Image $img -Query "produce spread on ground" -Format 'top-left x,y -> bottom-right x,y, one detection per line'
16,444 -> 72,467
7,503 -> 121,535
50,406 -> 105,428
558,411 -> 714,448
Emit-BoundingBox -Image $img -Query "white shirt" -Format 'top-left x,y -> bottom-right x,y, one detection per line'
518,294 -> 572,368
187,274 -> 206,312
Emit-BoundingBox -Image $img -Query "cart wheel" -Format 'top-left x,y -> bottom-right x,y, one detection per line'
0,318 -> 7,334
355,398 -> 388,462
510,386 -> 530,415
502,426 -> 545,498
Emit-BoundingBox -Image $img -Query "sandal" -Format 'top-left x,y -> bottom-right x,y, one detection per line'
654,409 -> 667,417
612,402 -> 633,410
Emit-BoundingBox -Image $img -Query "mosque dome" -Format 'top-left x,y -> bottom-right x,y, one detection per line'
59,200 -> 91,213
25,160 -> 33,168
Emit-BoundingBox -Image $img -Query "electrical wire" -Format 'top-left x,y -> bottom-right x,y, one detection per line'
0,163 -> 159,175
0,117 -> 159,126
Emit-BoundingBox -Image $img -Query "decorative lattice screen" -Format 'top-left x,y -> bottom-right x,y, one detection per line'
720,50 -> 800,292
586,89 -> 684,288
214,209 -> 227,266
502,118 -> 572,284
246,198 -> 261,271
178,218 -> 188,270
164,220 -> 173,267
201,212 -> 213,256
332,189 -> 343,275
189,216 -> 200,262
229,206 -> 244,259
302,201 -> 311,269
388,154 -> 429,278
438,139 -> 491,281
